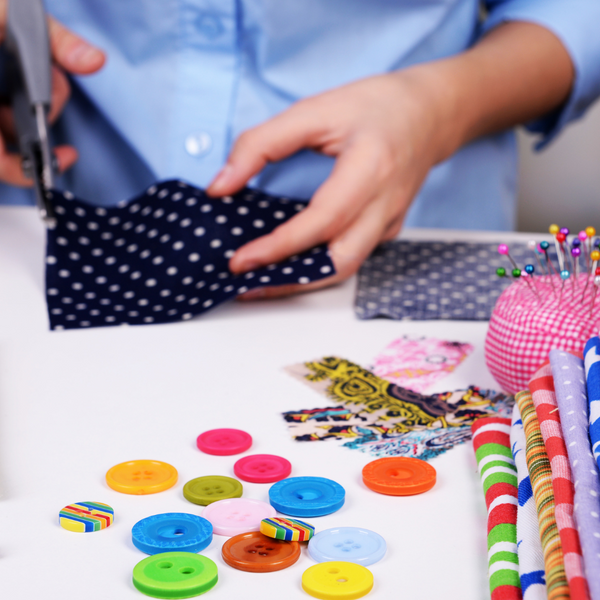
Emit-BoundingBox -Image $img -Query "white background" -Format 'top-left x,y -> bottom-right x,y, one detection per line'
0,208 -> 527,600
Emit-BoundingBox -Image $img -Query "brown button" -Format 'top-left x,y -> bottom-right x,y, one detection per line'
221,531 -> 301,572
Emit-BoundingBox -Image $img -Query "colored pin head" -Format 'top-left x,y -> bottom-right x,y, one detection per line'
527,240 -> 536,250
560,227 -> 569,236
560,270 -> 570,280
549,224 -> 559,235
540,241 -> 550,250
512,268 -> 521,278
496,267 -> 506,277
572,238 -> 581,247
586,226 -> 596,237
524,264 -> 535,274
595,275 -> 600,286
571,247 -> 581,257
578,230 -> 588,241
596,267 -> 600,276
592,250 -> 600,261
556,232 -> 566,243
498,244 -> 508,255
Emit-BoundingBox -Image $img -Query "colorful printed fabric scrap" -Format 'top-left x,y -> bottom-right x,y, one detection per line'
551,349 -> 600,600
529,363 -> 590,600
371,336 -> 474,393
584,337 -> 600,470
286,357 -> 512,434
510,404 -> 547,600
471,417 -> 522,600
515,390 -> 569,600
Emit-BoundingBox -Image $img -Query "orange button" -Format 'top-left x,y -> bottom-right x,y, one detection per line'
362,457 -> 436,496
106,460 -> 178,495
222,531 -> 301,573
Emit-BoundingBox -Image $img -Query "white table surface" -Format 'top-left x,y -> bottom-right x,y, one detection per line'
0,207 -> 529,600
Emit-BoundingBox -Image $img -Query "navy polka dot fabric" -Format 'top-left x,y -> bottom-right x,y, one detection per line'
45,180 -> 334,330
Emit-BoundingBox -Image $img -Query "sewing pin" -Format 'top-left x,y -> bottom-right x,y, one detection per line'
586,226 -> 596,263
550,225 -> 565,271
498,244 -> 520,271
523,264 -> 542,302
528,240 -> 546,274
582,250 -> 600,303
559,269 -> 570,306
571,246 -> 581,290
578,230 -> 590,270
539,240 -> 558,275
590,274 -> 600,317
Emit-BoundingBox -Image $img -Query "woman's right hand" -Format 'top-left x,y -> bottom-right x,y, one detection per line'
0,2 -> 105,186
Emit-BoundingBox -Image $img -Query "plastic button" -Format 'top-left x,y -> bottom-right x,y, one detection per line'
308,527 -> 386,566
302,561 -> 374,600
233,454 -> 291,484
269,476 -> 345,517
133,552 -> 218,599
132,513 -> 213,555
260,517 -> 315,542
201,498 -> 276,536
106,460 -> 178,495
184,132 -> 212,157
59,501 -> 114,533
183,476 -> 243,505
196,428 -> 252,456
221,531 -> 301,572
362,457 -> 436,496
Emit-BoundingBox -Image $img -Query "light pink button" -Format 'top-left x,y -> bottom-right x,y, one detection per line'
234,454 -> 292,484
202,498 -> 276,536
196,428 -> 252,456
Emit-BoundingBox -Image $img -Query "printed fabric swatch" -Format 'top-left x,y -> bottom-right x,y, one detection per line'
45,181 -> 334,330
471,417 -> 522,600
550,349 -> 600,600
354,240 -> 545,321
584,337 -> 600,469
515,390 -> 569,600
510,403 -> 547,600
529,363 -> 590,600
370,336 -> 474,393
283,357 -> 514,461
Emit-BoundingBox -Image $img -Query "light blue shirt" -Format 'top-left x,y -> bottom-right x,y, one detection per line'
3,0 -> 600,231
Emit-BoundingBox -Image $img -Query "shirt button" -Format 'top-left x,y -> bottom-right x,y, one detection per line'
185,132 -> 212,157
196,14 -> 224,40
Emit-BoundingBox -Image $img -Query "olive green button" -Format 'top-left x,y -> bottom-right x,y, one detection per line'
133,552 -> 218,599
183,476 -> 243,506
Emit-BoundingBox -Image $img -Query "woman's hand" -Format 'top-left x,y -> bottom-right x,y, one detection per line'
0,2 -> 105,186
207,67 -> 459,299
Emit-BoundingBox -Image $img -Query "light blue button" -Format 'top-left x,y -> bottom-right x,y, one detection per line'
196,14 -> 224,40
308,527 -> 386,566
185,132 -> 212,157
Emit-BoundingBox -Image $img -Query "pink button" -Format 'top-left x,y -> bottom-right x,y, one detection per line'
201,498 -> 276,536
234,454 -> 292,484
196,428 -> 252,456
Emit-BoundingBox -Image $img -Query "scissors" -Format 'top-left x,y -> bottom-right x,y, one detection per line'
5,0 -> 56,226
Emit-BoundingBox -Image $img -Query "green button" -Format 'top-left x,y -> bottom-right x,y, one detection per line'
183,476 -> 243,506
133,552 -> 218,599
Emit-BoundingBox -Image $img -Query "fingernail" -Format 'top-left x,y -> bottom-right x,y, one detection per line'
67,43 -> 103,69
238,288 -> 265,300
209,164 -> 234,193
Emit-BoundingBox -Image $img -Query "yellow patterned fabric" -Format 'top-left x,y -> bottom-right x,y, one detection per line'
515,390 -> 569,600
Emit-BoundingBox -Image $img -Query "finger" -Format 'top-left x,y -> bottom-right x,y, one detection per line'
48,66 -> 71,124
48,17 -> 105,75
382,215 -> 404,241
0,134 -> 32,186
238,193 -> 396,300
229,139 -> 381,273
54,145 -> 79,172
207,100 -> 325,196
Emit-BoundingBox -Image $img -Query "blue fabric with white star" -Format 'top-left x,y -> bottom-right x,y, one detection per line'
45,180 -> 334,330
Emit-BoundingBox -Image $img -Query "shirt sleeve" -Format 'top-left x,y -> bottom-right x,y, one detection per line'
483,0 -> 600,148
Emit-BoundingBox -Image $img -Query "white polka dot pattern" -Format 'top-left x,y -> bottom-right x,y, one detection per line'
45,181 -> 334,330
354,241 -> 537,321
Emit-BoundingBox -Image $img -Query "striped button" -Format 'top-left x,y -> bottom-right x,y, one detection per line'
260,517 -> 315,542
59,501 -> 114,533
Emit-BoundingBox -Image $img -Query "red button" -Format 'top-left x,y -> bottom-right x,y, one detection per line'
234,454 -> 291,484
196,428 -> 252,456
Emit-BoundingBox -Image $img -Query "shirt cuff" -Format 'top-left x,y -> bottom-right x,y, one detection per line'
483,0 -> 600,148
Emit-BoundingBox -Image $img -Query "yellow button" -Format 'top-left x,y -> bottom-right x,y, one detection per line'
302,561 -> 374,600
106,460 -> 178,495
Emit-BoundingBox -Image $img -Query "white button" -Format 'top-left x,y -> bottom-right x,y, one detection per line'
185,132 -> 212,157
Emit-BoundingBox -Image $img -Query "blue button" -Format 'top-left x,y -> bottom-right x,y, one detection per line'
268,476 -> 345,517
132,513 -> 213,555
308,527 -> 386,566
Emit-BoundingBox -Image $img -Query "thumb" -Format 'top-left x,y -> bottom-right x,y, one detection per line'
48,17 -> 105,75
